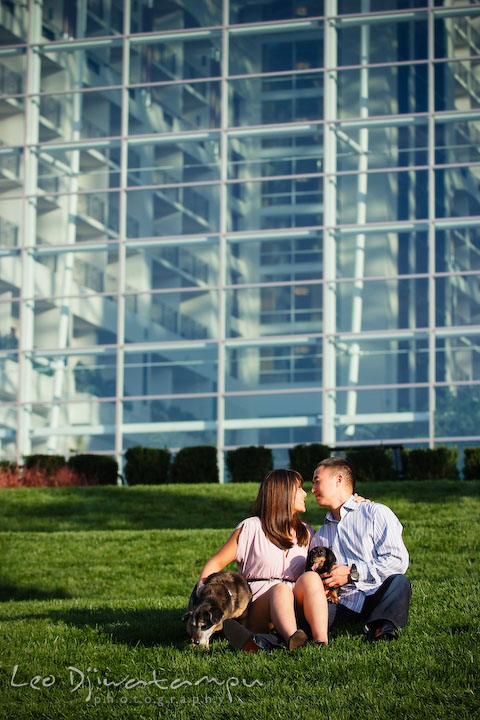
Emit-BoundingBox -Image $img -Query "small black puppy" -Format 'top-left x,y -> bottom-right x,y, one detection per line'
305,546 -> 339,603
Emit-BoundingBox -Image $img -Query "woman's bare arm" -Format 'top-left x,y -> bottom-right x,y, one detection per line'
198,526 -> 242,585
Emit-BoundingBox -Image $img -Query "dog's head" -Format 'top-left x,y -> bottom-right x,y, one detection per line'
306,546 -> 336,573
182,604 -> 224,648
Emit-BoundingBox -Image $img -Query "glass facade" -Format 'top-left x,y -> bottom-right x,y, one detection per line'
1,0 -> 480,479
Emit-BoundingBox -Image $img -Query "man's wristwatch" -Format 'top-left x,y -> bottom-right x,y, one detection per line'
348,564 -> 359,583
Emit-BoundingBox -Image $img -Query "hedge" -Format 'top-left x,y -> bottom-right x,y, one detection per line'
226,446 -> 273,483
7,443 -> 478,486
401,446 -> 460,481
463,446 -> 480,480
345,446 -> 398,483
288,443 -> 331,483
23,455 -> 66,473
124,446 -> 171,485
67,454 -> 118,485
169,446 -> 218,484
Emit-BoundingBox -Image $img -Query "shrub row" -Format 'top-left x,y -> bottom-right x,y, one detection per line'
124,445 -> 272,485
1,444 -> 479,487
122,443 -> 480,484
125,445 -> 219,485
124,443 -> 479,484
285,443 -> 462,483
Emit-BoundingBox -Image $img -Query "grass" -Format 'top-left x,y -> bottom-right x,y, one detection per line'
0,480 -> 479,719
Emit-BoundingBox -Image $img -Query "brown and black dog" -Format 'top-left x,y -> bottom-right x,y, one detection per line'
182,571 -> 252,648
305,546 -> 339,603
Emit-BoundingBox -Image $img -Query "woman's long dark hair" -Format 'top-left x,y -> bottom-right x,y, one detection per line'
252,469 -> 309,550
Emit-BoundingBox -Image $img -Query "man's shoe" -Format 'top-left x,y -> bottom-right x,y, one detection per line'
287,629 -> 308,650
365,621 -> 398,642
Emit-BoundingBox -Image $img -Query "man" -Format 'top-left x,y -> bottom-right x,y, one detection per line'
310,456 -> 411,641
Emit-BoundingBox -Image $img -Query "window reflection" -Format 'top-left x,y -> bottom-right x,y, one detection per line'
227,233 -> 322,284
226,341 -> 322,390
124,346 -> 218,396
337,64 -> 428,118
229,0 -> 324,24
133,0 -> 222,33
128,135 -> 220,186
130,33 -> 222,84
229,28 -> 323,76
226,284 -> 322,338
229,73 -> 323,126
228,126 -> 323,179
123,290 -> 218,344
436,334 -> 480,383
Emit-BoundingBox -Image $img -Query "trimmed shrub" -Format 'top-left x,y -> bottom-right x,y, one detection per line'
288,443 -> 331,483
402,446 -> 460,481
226,446 -> 273,483
463,446 -> 480,480
23,454 -> 66,473
124,446 -> 171,485
170,446 -> 218,484
68,454 -> 118,485
0,460 -> 17,472
345,446 -> 398,484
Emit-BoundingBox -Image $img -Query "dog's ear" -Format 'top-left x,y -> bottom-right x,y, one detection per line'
210,608 -> 223,625
181,610 -> 192,622
326,548 -> 336,564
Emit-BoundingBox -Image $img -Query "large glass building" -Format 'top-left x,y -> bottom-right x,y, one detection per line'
1,0 -> 479,480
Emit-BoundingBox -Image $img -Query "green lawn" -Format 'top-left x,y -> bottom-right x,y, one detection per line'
0,481 -> 479,719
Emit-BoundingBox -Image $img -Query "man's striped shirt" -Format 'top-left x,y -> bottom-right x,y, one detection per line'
311,495 -> 409,613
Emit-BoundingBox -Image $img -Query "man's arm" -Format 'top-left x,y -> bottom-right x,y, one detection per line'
363,503 -> 409,582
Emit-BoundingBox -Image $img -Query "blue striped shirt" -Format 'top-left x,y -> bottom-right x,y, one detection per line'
311,495 -> 409,613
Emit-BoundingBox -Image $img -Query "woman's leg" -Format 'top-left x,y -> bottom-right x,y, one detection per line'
247,583 -> 298,642
294,572 -> 329,644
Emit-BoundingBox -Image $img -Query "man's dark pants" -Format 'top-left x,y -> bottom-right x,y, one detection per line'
328,574 -> 412,633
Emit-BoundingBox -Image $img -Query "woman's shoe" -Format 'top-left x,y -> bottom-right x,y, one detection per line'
287,629 -> 308,650
223,619 -> 283,652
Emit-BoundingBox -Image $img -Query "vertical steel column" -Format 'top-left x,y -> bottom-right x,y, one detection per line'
322,0 -> 338,447
345,0 -> 370,437
18,0 -> 42,460
428,0 -> 436,448
216,0 -> 229,482
115,0 -> 130,480
46,0 -> 86,452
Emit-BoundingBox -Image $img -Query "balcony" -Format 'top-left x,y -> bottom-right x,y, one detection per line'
0,145 -> 21,193
151,296 -> 208,340
0,216 -> 18,247
0,1 -> 27,45
39,96 -> 62,141
76,193 -> 118,238
153,184 -> 211,235
0,65 -> 23,118
36,164 -> 60,214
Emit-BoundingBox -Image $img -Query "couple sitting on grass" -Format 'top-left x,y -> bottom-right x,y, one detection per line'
197,457 -> 411,651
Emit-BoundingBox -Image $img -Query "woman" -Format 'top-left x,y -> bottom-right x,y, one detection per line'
197,468 -> 329,650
